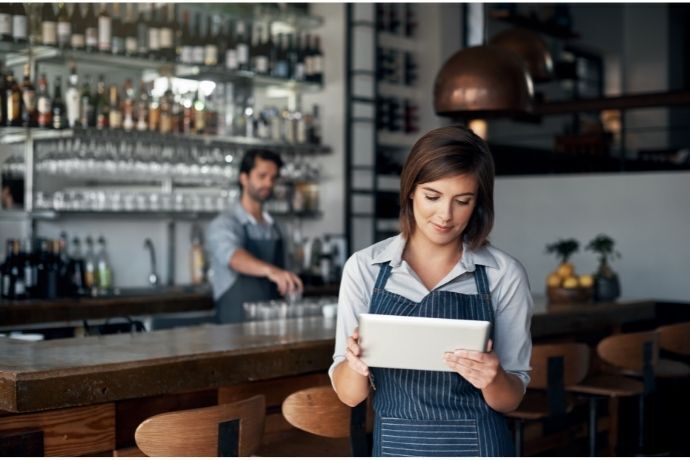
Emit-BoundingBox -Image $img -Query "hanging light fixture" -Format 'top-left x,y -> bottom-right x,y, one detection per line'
433,45 -> 534,118
489,27 -> 554,83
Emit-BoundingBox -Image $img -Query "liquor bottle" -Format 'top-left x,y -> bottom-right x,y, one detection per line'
68,236 -> 86,296
193,89 -> 205,134
273,33 -> 288,79
147,5 -> 160,60
70,3 -> 85,50
65,64 -> 80,128
311,36 -> 324,85
57,232 -> 71,296
235,21 -> 250,71
309,104 -> 322,145
20,64 -> 37,127
136,4 -> 148,57
224,19 -> 238,71
293,34 -> 306,81
148,86 -> 160,132
191,13 -> 204,65
0,66 -> 7,126
36,73 -> 52,128
123,4 -> 137,57
52,76 -> 66,129
22,239 -> 36,298
94,74 -> 109,129
159,4 -> 175,61
56,3 -> 71,49
1,240 -> 12,298
96,236 -> 112,294
10,240 -> 26,299
204,15 -> 219,66
158,86 -> 172,134
190,226 -> 206,285
45,240 -> 60,299
6,71 -> 22,127
135,80 -> 148,131
10,3 -> 26,43
97,3 -> 111,52
0,4 -> 12,41
79,75 -> 94,128
252,24 -> 268,75
40,3 -> 57,47
287,34 -> 299,80
107,84 -> 122,129
84,236 -> 97,293
303,34 -> 313,82
110,3 -> 124,55
179,11 -> 192,64
83,2 -> 98,52
122,79 -> 134,131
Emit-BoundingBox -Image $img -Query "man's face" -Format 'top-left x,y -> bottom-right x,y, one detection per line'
240,158 -> 280,203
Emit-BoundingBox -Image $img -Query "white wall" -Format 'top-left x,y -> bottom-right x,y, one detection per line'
492,171 -> 690,302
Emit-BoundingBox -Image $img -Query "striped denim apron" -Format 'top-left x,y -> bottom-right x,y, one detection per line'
369,263 -> 514,457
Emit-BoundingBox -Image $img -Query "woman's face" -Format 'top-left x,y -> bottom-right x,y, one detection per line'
410,173 -> 478,247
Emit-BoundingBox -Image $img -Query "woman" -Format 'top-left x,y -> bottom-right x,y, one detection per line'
330,125 -> 533,456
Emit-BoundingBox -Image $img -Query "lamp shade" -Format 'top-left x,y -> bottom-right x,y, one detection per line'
433,45 -> 534,119
489,27 -> 554,82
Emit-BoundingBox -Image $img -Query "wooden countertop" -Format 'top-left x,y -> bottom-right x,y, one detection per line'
0,298 -> 684,414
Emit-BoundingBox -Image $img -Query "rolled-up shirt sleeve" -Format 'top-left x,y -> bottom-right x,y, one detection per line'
491,258 -> 534,392
328,253 -> 372,383
207,214 -> 245,270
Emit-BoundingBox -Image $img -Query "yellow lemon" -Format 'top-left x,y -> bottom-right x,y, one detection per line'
562,276 -> 579,289
557,262 -> 575,278
579,274 -> 594,288
547,273 -> 562,287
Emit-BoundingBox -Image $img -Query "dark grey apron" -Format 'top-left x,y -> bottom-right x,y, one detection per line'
214,222 -> 285,324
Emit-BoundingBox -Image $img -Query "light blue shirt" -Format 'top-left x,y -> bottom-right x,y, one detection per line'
206,201 -> 280,300
329,234 -> 534,390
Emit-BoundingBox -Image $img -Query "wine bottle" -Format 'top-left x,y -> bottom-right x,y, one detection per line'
79,75 -> 94,128
179,10 -> 192,64
6,71 -> 22,127
235,21 -> 250,71
84,236 -> 97,293
224,19 -> 237,71
70,3 -> 85,50
65,64 -> 80,128
20,64 -> 37,127
122,79 -> 134,131
159,4 -> 175,61
97,3 -> 111,52
94,74 -> 109,129
110,2 -> 124,55
68,237 -> 86,297
204,14 -> 219,66
83,3 -> 98,52
10,240 -> 26,300
96,236 -> 112,294
0,3 -> 12,42
40,3 -> 57,47
135,80 -> 148,131
107,84 -> 121,129
36,73 -> 52,128
191,13 -> 204,65
56,3 -> 71,49
147,5 -> 160,60
0,66 -> 7,126
311,36 -> 324,85
52,75 -> 66,129
22,239 -> 36,298
10,3 -> 27,44
136,4 -> 148,57
123,3 -> 137,57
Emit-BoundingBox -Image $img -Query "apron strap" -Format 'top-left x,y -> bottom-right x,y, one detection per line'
473,265 -> 491,296
373,263 -> 393,290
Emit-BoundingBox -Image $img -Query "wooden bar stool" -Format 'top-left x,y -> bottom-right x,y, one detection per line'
279,385 -> 373,457
134,395 -> 265,456
657,322 -> 690,362
507,343 -> 590,456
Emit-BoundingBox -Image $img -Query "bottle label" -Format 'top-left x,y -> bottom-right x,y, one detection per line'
57,21 -> 71,43
85,27 -> 97,47
0,13 -> 11,35
71,33 -> 85,49
12,15 -> 27,39
24,266 -> 35,288
255,56 -> 269,74
313,56 -> 324,73
22,90 -> 36,112
125,36 -> 137,54
42,21 -> 57,45
1,274 -> 10,297
8,93 -> 21,120
295,62 -> 305,80
148,27 -> 160,50
181,46 -> 192,64
14,279 -> 25,296
38,96 -> 51,115
225,49 -> 238,70
304,56 -> 313,76
98,16 -> 111,50
204,45 -> 218,66
66,90 -> 80,127
237,44 -> 249,65
109,110 -> 122,129
192,46 -> 204,64
159,28 -> 173,48
111,36 -> 124,54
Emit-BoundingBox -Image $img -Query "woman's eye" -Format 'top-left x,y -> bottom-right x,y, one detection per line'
424,195 -> 440,201
456,200 -> 470,206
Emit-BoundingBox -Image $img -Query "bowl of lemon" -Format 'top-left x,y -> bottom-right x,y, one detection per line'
545,239 -> 593,304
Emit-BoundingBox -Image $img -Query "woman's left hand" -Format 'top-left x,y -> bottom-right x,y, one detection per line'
444,339 -> 501,390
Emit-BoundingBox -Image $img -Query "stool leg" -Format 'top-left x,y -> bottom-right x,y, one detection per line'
514,419 -> 524,457
638,394 -> 646,454
588,397 -> 598,457
607,397 -> 619,456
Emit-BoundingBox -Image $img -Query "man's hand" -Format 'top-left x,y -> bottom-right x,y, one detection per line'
266,266 -> 304,296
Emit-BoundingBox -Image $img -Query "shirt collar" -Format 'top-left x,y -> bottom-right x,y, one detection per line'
371,234 -> 499,271
232,200 -> 274,226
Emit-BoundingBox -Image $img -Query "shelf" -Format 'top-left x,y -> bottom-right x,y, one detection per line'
0,127 -> 331,154
175,65 -> 324,91
489,10 -> 580,39
27,209 -> 323,221
184,4 -> 324,30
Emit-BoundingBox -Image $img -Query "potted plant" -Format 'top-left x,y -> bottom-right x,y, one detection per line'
586,234 -> 621,301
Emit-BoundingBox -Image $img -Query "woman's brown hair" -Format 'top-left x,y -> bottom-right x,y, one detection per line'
399,125 -> 495,250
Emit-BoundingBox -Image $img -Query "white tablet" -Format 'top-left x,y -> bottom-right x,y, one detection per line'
358,313 -> 491,372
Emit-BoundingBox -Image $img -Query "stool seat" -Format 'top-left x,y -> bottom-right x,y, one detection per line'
508,392 -> 577,420
568,374 -> 644,398
656,358 -> 690,378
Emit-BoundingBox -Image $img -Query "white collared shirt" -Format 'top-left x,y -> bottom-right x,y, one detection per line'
329,234 -> 533,390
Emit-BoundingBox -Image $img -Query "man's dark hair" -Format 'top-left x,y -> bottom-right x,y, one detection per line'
238,149 -> 284,192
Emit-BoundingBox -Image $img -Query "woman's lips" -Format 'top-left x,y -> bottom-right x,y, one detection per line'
432,223 -> 452,233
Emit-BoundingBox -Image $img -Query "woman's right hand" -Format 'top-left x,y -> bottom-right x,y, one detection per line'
345,327 -> 370,376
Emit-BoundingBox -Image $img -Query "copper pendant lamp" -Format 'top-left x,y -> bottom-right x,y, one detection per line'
489,27 -> 554,83
433,45 -> 534,119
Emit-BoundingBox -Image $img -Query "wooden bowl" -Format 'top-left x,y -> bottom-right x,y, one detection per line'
547,286 -> 593,305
